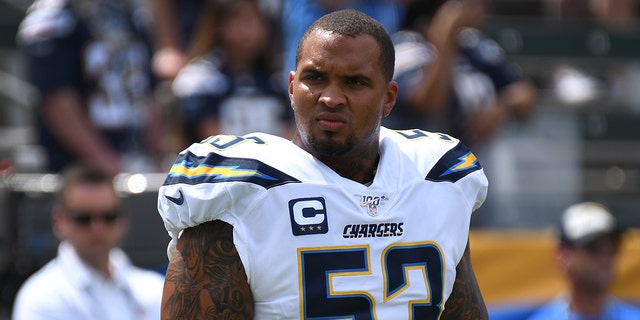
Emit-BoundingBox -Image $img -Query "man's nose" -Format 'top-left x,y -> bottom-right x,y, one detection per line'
318,82 -> 346,108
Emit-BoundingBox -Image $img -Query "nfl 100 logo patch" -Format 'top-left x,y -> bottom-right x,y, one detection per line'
359,194 -> 388,217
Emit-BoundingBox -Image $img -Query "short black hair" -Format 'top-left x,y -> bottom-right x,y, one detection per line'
295,9 -> 395,82
57,162 -> 115,205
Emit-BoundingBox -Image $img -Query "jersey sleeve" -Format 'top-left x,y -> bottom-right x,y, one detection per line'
382,128 -> 488,213
157,162 -> 235,258
426,140 -> 488,212
157,138 -> 301,258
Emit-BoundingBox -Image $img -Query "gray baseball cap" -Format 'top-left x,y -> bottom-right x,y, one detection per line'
559,202 -> 624,245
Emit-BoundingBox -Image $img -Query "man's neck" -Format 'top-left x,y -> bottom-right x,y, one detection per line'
292,133 -> 380,184
81,253 -> 112,278
320,154 -> 379,184
570,288 -> 608,316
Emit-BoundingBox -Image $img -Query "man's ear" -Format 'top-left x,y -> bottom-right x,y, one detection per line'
288,71 -> 296,110
555,245 -> 571,270
51,205 -> 66,240
383,81 -> 398,117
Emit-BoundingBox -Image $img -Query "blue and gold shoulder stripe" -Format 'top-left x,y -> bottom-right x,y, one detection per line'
425,142 -> 482,183
163,151 -> 301,189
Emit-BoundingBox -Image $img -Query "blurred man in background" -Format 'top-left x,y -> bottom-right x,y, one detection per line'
385,0 -> 537,149
527,201 -> 640,320
12,162 -> 164,320
16,0 -> 165,175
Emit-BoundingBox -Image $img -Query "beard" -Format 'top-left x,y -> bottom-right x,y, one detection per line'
572,266 -> 615,293
305,131 -> 356,157
293,110 -> 381,159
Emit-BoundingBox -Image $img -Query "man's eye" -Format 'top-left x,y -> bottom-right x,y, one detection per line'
347,78 -> 366,86
303,73 -> 322,81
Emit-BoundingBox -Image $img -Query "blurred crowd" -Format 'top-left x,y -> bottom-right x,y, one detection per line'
1,0 -> 637,177
0,0 -> 636,177
3,0 -> 540,176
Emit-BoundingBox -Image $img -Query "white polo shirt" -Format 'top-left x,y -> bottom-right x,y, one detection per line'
12,241 -> 165,320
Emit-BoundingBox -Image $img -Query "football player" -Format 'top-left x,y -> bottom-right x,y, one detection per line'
158,9 -> 489,319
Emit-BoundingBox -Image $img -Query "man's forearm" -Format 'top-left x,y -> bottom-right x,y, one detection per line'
441,241 -> 489,320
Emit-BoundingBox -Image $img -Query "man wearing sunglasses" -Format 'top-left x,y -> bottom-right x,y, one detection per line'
527,202 -> 640,320
12,162 -> 165,320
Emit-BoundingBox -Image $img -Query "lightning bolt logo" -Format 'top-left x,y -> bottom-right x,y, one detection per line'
169,161 -> 277,180
440,152 -> 478,177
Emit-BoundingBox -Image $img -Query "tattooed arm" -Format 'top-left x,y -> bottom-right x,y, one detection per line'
161,220 -> 254,320
441,240 -> 488,320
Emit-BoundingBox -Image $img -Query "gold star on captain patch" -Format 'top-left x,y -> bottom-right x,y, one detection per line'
317,226 -> 322,230
300,227 -> 306,232
309,226 -> 315,231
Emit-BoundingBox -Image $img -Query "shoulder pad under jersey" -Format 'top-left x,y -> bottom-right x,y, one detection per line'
163,134 -> 301,189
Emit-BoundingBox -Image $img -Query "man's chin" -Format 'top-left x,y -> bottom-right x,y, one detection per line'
312,138 -> 349,157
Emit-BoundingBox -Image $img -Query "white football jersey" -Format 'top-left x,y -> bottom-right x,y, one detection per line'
158,127 -> 488,319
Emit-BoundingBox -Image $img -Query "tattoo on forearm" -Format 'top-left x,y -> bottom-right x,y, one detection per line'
162,220 -> 254,319
441,242 -> 488,320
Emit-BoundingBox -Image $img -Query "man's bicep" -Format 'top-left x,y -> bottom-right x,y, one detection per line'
161,220 -> 254,320
441,240 -> 488,320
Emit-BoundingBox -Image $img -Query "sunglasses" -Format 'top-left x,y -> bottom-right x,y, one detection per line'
67,210 -> 121,227
575,236 -> 620,254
